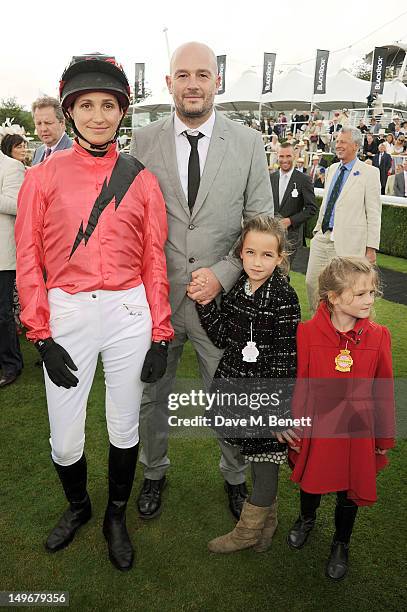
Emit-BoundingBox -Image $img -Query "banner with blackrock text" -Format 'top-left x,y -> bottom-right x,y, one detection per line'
262,53 -> 277,94
216,55 -> 226,95
370,47 -> 388,95
134,63 -> 145,101
313,49 -> 329,94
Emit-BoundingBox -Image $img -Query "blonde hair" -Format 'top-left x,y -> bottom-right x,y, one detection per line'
234,215 -> 291,276
318,257 -> 382,312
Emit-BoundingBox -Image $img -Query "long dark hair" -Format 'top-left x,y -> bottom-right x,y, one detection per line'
1,134 -> 25,158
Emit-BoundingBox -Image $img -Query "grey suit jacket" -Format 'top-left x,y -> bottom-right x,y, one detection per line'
130,112 -> 273,312
32,132 -> 73,165
394,172 -> 406,197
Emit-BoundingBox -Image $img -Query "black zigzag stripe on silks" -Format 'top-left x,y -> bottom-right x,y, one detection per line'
69,154 -> 145,259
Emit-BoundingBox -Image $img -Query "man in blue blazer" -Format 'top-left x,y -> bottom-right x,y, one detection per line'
31,96 -> 72,165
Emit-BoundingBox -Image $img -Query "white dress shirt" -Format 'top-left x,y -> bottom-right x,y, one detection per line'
174,111 -> 215,200
278,167 -> 295,205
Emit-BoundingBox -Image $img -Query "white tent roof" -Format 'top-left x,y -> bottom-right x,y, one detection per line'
131,87 -> 172,113
314,69 -> 407,109
130,68 -> 406,117
215,70 -> 264,110
261,67 -> 313,109
382,79 -> 407,106
314,69 -> 369,109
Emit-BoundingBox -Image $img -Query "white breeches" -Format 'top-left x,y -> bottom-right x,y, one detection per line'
44,285 -> 152,466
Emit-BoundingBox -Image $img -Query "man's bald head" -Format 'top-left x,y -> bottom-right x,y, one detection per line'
166,41 -> 221,127
169,42 -> 218,76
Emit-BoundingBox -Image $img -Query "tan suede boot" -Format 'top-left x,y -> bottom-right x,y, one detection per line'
208,501 -> 269,553
253,498 -> 278,553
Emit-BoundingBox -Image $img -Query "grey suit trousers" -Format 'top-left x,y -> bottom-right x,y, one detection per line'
139,295 -> 248,484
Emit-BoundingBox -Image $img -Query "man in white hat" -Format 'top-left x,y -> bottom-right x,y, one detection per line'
309,154 -> 321,183
296,157 -> 306,173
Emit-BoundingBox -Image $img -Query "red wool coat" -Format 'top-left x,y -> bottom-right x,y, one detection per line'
289,302 -> 395,506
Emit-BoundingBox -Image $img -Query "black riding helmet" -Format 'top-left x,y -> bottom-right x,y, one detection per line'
59,53 -> 131,149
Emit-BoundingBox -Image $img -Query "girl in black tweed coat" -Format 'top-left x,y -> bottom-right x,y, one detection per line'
193,216 -> 301,554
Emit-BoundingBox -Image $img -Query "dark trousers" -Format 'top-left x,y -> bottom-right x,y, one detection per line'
300,489 -> 358,544
0,270 -> 23,376
287,227 -> 302,266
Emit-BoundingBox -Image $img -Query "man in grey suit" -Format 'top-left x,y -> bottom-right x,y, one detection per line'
130,41 -> 273,520
394,159 -> 407,197
31,96 -> 72,165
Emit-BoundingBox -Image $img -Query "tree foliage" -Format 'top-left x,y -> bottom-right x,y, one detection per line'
0,97 -> 35,134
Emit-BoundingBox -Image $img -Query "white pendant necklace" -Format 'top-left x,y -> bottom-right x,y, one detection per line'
242,320 -> 259,362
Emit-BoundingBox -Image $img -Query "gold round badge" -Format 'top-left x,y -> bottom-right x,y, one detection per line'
335,349 -> 353,372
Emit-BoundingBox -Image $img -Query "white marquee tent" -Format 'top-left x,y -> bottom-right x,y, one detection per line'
314,69 -> 407,110
382,78 -> 407,106
215,70 -> 265,111
130,67 -> 407,117
315,69 -> 369,109
261,67 -> 313,109
131,87 -> 172,113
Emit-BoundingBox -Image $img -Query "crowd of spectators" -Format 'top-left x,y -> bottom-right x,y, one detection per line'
244,108 -> 407,197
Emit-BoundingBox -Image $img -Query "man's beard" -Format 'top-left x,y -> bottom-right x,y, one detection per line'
176,96 -> 213,119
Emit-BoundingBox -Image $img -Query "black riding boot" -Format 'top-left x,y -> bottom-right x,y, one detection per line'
287,490 -> 321,549
45,454 -> 91,552
103,443 -> 139,572
326,494 -> 358,581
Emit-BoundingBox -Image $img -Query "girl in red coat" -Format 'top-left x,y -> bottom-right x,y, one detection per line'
287,257 -> 395,581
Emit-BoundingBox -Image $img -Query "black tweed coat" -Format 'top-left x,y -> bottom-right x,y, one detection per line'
197,270 -> 301,455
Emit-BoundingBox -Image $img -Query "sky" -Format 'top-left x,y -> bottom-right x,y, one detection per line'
1,0 -> 407,109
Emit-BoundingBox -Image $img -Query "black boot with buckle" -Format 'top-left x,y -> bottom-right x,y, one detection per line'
45,454 -> 91,553
137,476 -> 167,519
224,481 -> 248,520
103,443 -> 139,572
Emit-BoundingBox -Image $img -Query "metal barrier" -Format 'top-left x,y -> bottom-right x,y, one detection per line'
314,187 -> 407,207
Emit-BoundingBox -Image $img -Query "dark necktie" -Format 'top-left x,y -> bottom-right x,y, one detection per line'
44,147 -> 52,160
321,166 -> 346,233
186,132 -> 204,211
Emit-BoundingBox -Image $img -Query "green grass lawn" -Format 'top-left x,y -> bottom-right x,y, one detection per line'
376,252 -> 407,274
0,272 -> 406,612
305,239 -> 407,274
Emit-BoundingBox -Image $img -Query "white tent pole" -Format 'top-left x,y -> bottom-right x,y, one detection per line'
310,50 -> 318,113
163,27 -> 171,61
163,28 -> 174,114
399,52 -> 407,82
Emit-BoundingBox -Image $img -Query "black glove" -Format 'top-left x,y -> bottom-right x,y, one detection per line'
35,337 -> 79,389
141,341 -> 168,383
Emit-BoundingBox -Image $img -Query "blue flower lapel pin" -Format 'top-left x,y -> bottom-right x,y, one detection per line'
353,170 -> 360,176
